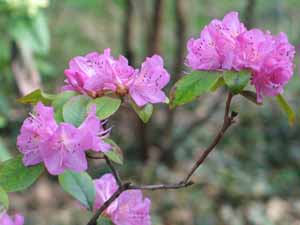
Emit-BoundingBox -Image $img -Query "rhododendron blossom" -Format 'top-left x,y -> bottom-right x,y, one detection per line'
93,174 -> 151,225
0,212 -> 24,225
129,55 -> 170,106
187,11 -> 246,70
17,102 -> 110,175
186,11 -> 295,102
63,49 -> 170,107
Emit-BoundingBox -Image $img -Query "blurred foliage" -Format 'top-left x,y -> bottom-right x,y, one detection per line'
0,0 -> 300,225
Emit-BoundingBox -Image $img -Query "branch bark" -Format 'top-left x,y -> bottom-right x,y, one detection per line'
86,92 -> 236,225
183,92 -> 236,183
170,90 -> 224,149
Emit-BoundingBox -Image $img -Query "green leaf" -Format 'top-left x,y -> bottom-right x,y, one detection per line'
130,101 -> 153,123
58,171 -> 95,210
0,156 -> 44,192
17,89 -> 55,105
0,186 -> 9,210
52,91 -> 77,122
63,95 -> 91,127
103,139 -> 123,165
210,76 -> 225,92
88,96 -> 121,120
223,70 -> 250,94
170,71 -> 220,108
275,94 -> 295,126
0,139 -> 11,162
240,90 -> 262,105
97,217 -> 114,225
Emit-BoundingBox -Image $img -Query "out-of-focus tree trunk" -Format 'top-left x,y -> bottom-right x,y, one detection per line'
244,0 -> 256,28
160,0 -> 186,166
147,0 -> 164,55
11,41 -> 42,96
123,0 -> 135,65
137,0 -> 165,161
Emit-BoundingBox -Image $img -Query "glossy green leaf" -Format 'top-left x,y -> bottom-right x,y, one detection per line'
240,90 -> 262,105
0,156 -> 44,192
88,96 -> 121,119
58,171 -> 95,210
63,95 -> 91,127
223,70 -> 250,94
17,89 -> 55,105
275,94 -> 295,126
130,101 -> 153,123
52,91 -> 77,122
103,138 -> 123,165
0,186 -> 9,210
170,71 -> 220,108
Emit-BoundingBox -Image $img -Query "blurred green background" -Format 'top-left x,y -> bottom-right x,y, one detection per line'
1,0 -> 300,224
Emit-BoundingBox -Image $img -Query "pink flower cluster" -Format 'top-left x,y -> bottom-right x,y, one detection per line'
186,11 -> 295,102
93,174 -> 151,225
63,49 -> 170,107
17,102 -> 110,175
0,212 -> 24,225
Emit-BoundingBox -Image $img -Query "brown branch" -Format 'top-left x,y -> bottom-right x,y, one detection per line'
170,90 -> 224,150
104,156 -> 122,187
87,182 -> 131,225
86,92 -> 237,225
183,92 -> 236,183
128,181 -> 194,190
86,153 -> 105,160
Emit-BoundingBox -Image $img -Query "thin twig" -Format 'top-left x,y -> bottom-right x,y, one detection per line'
170,90 -> 224,149
86,182 -> 131,225
104,156 -> 122,187
86,92 -> 237,225
86,154 -> 105,160
129,181 -> 194,190
183,92 -> 235,183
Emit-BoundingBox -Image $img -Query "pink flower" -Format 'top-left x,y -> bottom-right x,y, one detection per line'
186,11 -> 295,102
186,27 -> 221,70
112,190 -> 151,225
247,32 -> 295,102
0,212 -> 24,225
129,55 -> 170,107
186,11 -> 246,70
17,102 -> 58,166
63,49 -> 137,97
93,174 -> 151,225
17,102 -> 110,175
233,29 -> 273,71
78,105 -> 111,153
41,123 -> 88,175
63,50 -> 170,107
93,173 -> 119,215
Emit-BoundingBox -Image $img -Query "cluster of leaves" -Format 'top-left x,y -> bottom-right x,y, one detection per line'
170,70 -> 295,125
